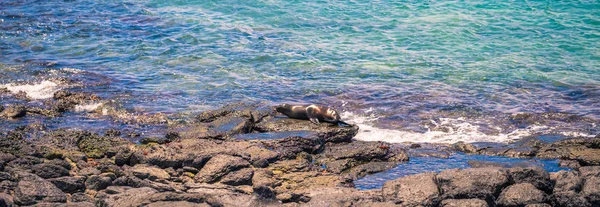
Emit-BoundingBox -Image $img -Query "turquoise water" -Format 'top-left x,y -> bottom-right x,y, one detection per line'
1,0 -> 599,141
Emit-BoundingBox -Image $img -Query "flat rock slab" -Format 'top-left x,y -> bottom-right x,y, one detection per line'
440,199 -> 489,207
437,167 -> 509,200
194,154 -> 250,183
254,117 -> 359,143
382,172 -> 440,206
233,130 -> 317,140
14,174 -> 67,205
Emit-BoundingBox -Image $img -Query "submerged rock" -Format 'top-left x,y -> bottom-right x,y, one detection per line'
1,104 -> 26,119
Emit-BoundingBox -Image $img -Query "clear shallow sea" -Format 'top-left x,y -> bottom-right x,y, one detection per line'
1,0 -> 599,142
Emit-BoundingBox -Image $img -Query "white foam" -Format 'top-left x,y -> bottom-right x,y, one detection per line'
341,111 -> 595,144
2,80 -> 61,99
74,102 -> 103,112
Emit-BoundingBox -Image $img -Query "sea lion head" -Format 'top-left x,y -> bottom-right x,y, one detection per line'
275,103 -> 291,113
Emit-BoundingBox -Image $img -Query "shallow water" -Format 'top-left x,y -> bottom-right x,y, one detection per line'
354,153 -> 568,190
1,0 -> 599,142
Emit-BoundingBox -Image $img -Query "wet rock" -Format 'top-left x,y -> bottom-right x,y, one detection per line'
51,91 -> 99,113
321,141 -> 390,161
551,191 -> 591,207
219,168 -> 254,186
14,173 -> 67,205
382,172 -> 440,206
496,183 -> 547,207
139,137 -> 170,144
85,175 -> 112,191
76,131 -> 128,159
440,199 -> 488,207
0,193 -> 14,207
409,149 -> 451,158
437,167 -> 509,200
267,135 -> 325,159
194,155 -> 250,183
468,160 -> 532,168
104,129 -> 121,137
507,166 -> 552,193
452,142 -> 478,154
1,129 -> 37,157
255,117 -> 359,143
32,163 -> 70,179
204,116 -> 254,139
348,162 -> 398,179
131,164 -> 170,181
552,170 -> 582,193
1,104 -> 26,118
503,148 -> 537,158
581,176 -> 600,206
47,176 -> 86,194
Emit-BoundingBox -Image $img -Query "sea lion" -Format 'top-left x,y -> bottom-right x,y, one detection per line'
274,104 -> 350,126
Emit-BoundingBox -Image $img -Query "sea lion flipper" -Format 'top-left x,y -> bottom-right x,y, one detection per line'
309,117 -> 319,124
306,107 -> 320,124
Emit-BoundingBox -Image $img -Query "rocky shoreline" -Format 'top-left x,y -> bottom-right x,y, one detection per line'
1,89 -> 600,206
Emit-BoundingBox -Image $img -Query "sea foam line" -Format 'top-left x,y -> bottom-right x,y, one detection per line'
341,111 -> 594,144
2,80 -> 61,100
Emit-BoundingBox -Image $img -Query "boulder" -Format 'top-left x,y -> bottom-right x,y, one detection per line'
0,193 -> 14,207
507,167 -> 552,192
551,191 -> 591,207
437,167 -> 509,200
440,199 -> 488,207
1,104 -> 26,118
219,168 -> 254,186
267,135 -> 325,159
47,176 -> 86,194
76,131 -> 128,158
14,173 -> 67,205
348,162 -> 398,179
32,163 -> 70,179
496,183 -> 547,207
194,155 -> 250,183
85,175 -> 112,191
581,176 -> 600,206
131,164 -> 171,181
382,172 -> 440,206
552,170 -> 582,193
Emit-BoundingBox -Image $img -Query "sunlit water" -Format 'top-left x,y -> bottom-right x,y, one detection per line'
1,0 -> 599,142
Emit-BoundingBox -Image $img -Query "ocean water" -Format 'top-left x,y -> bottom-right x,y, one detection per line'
354,153 -> 569,190
1,0 -> 599,142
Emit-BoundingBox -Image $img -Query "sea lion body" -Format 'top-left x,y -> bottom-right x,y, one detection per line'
275,104 -> 349,125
